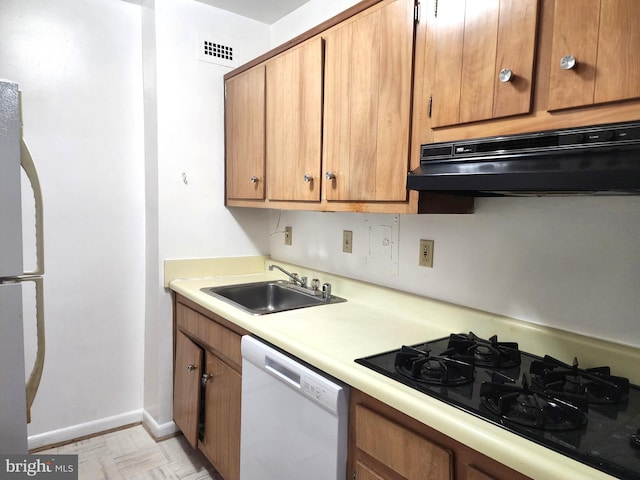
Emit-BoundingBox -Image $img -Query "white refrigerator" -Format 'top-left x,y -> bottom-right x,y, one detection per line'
0,79 -> 45,454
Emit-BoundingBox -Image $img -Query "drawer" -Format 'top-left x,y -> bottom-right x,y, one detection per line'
355,404 -> 452,479
176,302 -> 242,368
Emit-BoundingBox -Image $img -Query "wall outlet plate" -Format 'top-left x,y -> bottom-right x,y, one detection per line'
419,239 -> 434,267
343,230 -> 353,253
284,226 -> 292,246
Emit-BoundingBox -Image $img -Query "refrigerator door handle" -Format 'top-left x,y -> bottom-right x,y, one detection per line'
20,137 -> 44,277
16,275 -> 45,423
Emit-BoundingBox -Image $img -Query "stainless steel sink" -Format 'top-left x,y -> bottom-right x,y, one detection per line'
200,280 -> 346,315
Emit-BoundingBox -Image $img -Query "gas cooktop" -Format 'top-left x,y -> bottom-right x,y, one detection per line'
356,332 -> 640,479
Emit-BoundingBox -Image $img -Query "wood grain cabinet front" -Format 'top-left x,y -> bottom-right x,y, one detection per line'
429,0 -> 539,127
225,65 -> 266,201
348,389 -> 532,480
352,403 -> 452,479
173,330 -> 203,449
173,295 -> 247,480
322,0 -> 414,202
200,352 -> 241,480
266,37 -> 323,202
547,0 -> 640,111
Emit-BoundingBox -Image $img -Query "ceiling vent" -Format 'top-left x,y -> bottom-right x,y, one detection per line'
198,37 -> 237,68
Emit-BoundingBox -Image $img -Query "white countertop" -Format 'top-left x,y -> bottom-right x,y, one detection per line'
167,256 -> 639,480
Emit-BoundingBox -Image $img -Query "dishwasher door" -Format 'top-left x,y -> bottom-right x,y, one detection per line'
240,335 -> 349,480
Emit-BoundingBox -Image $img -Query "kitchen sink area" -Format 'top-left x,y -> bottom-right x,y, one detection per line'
168,258 -> 640,480
200,264 -> 347,315
200,280 -> 346,315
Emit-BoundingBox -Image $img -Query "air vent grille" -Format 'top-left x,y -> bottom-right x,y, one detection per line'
198,37 -> 236,68
204,41 -> 232,61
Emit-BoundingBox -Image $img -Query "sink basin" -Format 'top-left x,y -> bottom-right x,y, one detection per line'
200,280 -> 346,315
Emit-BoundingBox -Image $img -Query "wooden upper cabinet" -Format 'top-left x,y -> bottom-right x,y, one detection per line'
225,65 -> 266,200
266,38 -> 323,202
431,0 -> 539,127
322,0 -> 414,202
547,0 -> 640,111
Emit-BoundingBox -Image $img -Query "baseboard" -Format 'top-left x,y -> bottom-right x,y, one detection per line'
27,409 -> 179,451
142,410 -> 177,440
27,409 -> 144,451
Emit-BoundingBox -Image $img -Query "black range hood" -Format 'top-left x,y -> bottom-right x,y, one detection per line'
407,121 -> 640,196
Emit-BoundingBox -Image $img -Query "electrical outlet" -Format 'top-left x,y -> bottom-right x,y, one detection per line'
343,230 -> 353,253
284,226 -> 292,246
419,239 -> 434,267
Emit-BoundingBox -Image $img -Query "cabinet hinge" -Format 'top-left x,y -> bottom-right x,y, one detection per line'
352,471 -> 356,480
428,95 -> 433,118
434,0 -> 438,18
414,1 -> 421,23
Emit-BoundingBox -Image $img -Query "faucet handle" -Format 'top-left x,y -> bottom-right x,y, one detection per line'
321,283 -> 332,301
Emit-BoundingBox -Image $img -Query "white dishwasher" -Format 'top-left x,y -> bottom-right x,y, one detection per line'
240,335 -> 349,480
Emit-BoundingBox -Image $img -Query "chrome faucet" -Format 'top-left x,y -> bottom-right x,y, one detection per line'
321,283 -> 332,302
268,264 -> 307,288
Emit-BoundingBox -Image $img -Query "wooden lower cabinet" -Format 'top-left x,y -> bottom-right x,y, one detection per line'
173,330 -> 203,448
349,389 -> 532,480
201,352 -> 242,480
173,294 -> 248,480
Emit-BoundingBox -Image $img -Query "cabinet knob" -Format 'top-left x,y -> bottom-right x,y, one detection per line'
187,364 -> 196,372
303,174 -> 314,182
250,176 -> 259,183
498,68 -> 513,83
560,55 -> 577,70
325,171 -> 336,180
201,373 -> 213,386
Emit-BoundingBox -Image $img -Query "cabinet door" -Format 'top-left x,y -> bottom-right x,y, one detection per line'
201,352 -> 241,480
323,0 -> 413,202
546,0 -> 600,110
431,0 -> 538,126
547,0 -> 640,110
266,38 -> 323,201
354,405 -> 452,479
173,331 -> 203,448
225,65 -> 266,200
595,0 -> 640,104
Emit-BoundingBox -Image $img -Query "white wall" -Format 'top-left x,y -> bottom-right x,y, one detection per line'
143,0 -> 271,431
0,0 -> 146,440
269,199 -> 640,348
268,0 -> 640,349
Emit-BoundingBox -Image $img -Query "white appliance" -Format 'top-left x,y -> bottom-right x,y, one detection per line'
0,79 -> 45,454
240,335 -> 349,480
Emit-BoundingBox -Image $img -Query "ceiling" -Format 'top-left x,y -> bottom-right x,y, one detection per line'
194,0 -> 311,24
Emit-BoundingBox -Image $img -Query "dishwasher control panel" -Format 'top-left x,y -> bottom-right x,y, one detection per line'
301,375 -> 339,412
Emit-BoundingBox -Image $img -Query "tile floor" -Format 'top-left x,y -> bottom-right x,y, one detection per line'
39,425 -> 222,480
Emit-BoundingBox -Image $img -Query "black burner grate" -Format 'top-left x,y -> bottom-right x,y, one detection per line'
529,355 -> 630,404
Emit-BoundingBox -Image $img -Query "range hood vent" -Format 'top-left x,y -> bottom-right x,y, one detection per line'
407,121 -> 640,196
